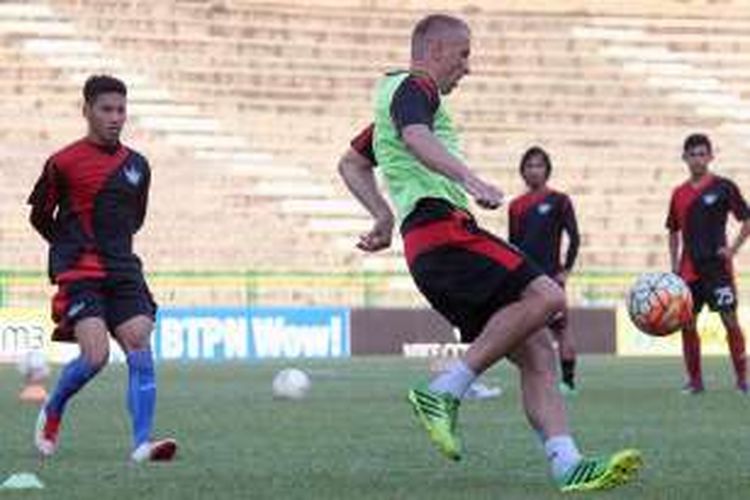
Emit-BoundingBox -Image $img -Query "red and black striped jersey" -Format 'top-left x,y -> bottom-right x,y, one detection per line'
28,138 -> 150,282
666,173 -> 750,280
508,188 -> 579,275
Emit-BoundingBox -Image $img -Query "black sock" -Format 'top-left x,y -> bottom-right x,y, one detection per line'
561,358 -> 576,388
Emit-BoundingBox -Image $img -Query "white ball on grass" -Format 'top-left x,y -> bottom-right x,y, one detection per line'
272,368 -> 311,400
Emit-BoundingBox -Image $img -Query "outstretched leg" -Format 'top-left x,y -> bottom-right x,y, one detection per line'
509,331 -> 641,492
36,317 -> 109,457
410,276 -> 565,460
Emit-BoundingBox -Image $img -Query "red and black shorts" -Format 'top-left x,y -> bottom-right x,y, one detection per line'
402,198 -> 542,342
51,274 -> 157,342
687,258 -> 737,314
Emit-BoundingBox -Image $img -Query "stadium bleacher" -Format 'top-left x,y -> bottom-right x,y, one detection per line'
2,0 -> 750,305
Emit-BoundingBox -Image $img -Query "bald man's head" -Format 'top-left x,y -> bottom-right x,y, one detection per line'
410,14 -> 471,95
411,14 -> 470,60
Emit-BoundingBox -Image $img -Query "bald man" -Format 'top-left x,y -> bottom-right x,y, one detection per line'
338,14 -> 641,493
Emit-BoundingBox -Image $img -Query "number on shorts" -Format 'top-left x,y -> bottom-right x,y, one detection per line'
714,286 -> 735,307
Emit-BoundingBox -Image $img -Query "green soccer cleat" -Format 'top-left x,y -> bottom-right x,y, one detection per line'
407,384 -> 462,461
558,449 -> 643,493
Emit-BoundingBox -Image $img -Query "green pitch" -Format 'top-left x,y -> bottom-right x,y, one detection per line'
1,356 -> 748,499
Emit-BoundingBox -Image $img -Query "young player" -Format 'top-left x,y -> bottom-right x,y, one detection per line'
338,14 -> 641,492
667,133 -> 750,394
509,147 -> 580,394
28,75 -> 177,462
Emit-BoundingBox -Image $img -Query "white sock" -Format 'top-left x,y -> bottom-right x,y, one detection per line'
544,435 -> 582,480
428,359 -> 477,399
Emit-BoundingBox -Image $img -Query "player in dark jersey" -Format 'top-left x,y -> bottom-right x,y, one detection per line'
337,14 -> 641,493
667,133 -> 750,394
28,75 -> 177,462
509,147 -> 580,395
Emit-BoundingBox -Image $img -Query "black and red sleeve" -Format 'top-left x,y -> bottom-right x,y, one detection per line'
350,123 -> 376,165
561,196 -> 580,271
390,74 -> 440,134
727,180 -> 750,221
27,159 -> 60,242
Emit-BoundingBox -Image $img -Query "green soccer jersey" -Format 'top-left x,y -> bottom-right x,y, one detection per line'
372,71 -> 469,220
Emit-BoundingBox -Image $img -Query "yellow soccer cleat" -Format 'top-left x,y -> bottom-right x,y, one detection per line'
407,384 -> 462,461
558,449 -> 643,493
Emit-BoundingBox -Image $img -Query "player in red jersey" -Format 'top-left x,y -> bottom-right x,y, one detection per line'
666,133 -> 750,394
28,75 -> 177,462
509,147 -> 580,394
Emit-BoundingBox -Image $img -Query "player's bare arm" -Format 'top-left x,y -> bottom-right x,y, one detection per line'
720,219 -> 750,259
401,124 -> 503,209
338,147 -> 394,252
558,200 -> 580,285
668,231 -> 680,274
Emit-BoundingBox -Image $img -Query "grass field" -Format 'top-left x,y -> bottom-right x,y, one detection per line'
2,356 -> 750,499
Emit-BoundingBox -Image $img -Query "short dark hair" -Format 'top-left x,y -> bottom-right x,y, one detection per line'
83,75 -> 127,104
411,14 -> 469,59
683,133 -> 712,154
520,146 -> 552,179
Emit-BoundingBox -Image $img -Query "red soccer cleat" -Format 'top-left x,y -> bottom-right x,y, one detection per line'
34,407 -> 60,457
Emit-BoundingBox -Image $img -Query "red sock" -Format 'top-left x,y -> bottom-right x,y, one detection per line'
726,326 -> 746,387
682,328 -> 703,388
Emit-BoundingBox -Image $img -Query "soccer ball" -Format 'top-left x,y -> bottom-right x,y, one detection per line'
16,349 -> 50,383
627,272 -> 694,336
272,368 -> 311,400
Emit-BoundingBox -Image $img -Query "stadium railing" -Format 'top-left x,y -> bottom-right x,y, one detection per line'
2,269 -> 735,310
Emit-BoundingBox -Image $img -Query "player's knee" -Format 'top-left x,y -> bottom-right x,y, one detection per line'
74,319 -> 110,369
524,276 -> 565,319
120,330 -> 151,352
115,316 -> 153,352
81,344 -> 109,370
536,279 -> 566,319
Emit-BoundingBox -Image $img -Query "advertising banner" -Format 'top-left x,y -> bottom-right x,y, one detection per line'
154,307 -> 350,361
0,308 -> 80,363
352,307 -> 616,355
616,306 -> 749,355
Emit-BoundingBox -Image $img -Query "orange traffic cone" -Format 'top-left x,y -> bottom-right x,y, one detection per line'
19,383 -> 47,404
19,370 -> 48,404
